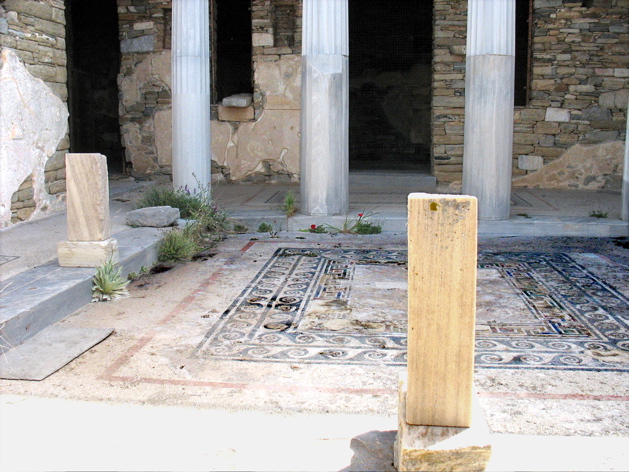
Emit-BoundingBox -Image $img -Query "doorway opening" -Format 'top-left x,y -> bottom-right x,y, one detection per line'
66,0 -> 124,173
348,0 -> 433,173
212,0 -> 253,103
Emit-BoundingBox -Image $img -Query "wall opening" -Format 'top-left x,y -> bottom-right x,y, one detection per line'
348,0 -> 433,172
66,0 -> 124,173
514,0 -> 533,107
213,0 -> 253,103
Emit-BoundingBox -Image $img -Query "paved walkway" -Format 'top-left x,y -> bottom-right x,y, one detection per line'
0,175 -> 628,471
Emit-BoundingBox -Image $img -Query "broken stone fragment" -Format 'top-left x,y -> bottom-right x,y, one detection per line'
126,206 -> 180,227
221,93 -> 253,107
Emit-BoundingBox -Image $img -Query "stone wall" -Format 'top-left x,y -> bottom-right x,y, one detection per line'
432,0 -> 628,187
117,0 -> 303,183
0,0 -> 69,227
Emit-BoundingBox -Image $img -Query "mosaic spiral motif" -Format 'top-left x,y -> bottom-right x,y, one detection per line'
193,248 -> 629,372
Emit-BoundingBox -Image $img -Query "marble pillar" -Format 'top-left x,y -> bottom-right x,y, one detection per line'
462,0 -> 516,220
300,0 -> 349,216
172,0 -> 211,193
622,102 -> 628,222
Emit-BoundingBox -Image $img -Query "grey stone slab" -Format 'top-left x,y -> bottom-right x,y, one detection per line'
0,227 -> 163,352
120,35 -> 154,53
0,326 -> 113,380
126,206 -> 180,227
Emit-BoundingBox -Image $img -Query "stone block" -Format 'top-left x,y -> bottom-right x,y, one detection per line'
581,106 -> 612,122
58,238 -> 119,268
545,107 -> 571,122
221,93 -> 253,107
218,105 -> 255,121
394,375 -> 492,472
120,35 -> 154,53
518,155 -> 544,171
126,206 -> 180,227
65,154 -> 110,241
253,33 -> 274,47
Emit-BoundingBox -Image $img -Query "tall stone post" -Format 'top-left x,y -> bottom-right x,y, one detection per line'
58,154 -> 118,267
462,0 -> 516,220
172,0 -> 212,193
300,0 -> 349,216
622,102 -> 629,222
395,193 -> 492,472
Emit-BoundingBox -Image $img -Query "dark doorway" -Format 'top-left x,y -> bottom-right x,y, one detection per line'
66,0 -> 124,173
349,0 -> 433,172
213,0 -> 253,103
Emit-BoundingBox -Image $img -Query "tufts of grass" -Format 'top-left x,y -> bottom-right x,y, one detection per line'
158,227 -> 200,262
92,258 -> 129,302
590,210 -> 608,218
257,222 -> 273,233
280,190 -> 298,217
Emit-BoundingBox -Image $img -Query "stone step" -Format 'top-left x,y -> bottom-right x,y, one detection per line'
0,227 -> 163,353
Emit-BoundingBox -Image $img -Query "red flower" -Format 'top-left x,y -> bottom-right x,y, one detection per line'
358,213 -> 363,217
311,224 -> 317,229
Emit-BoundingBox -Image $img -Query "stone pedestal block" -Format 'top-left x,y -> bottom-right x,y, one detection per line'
407,193 -> 478,428
65,153 -> 111,241
126,206 -> 180,227
394,375 -> 492,472
58,238 -> 119,268
218,105 -> 254,122
300,54 -> 348,215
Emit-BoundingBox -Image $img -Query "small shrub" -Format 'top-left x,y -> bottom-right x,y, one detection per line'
92,258 -> 129,302
590,210 -> 608,218
281,190 -> 298,217
159,228 -> 200,262
353,220 -> 382,235
308,224 -> 327,234
258,222 -> 273,233
233,223 -> 248,233
325,211 -> 381,235
136,186 -> 203,219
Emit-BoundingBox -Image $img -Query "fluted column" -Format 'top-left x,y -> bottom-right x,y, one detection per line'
300,0 -> 349,215
172,0 -> 211,193
462,0 -> 516,220
622,102 -> 629,222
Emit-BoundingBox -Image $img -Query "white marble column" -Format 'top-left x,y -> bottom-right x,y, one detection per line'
300,0 -> 349,215
622,102 -> 629,222
172,0 -> 211,193
462,0 -> 516,220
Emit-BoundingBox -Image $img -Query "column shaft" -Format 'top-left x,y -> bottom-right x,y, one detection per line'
172,0 -> 211,193
462,0 -> 515,220
622,102 -> 629,222
300,0 -> 349,216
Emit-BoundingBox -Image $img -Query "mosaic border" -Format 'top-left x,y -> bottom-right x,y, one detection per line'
193,249 -> 629,372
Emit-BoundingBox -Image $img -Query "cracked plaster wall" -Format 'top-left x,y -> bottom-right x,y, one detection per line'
0,47 -> 68,228
117,0 -> 302,183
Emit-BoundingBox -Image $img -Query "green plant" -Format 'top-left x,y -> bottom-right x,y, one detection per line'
257,222 -> 273,233
158,228 -> 200,262
280,190 -> 298,217
92,258 -> 129,302
325,211 -> 382,235
233,223 -> 248,233
590,210 -> 608,218
135,186 -> 204,219
301,224 -> 327,234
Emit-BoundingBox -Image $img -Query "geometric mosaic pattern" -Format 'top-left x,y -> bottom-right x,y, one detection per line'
0,255 -> 18,266
193,248 -> 629,372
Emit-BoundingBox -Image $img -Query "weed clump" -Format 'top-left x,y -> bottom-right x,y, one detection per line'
158,227 -> 200,262
92,258 -> 129,302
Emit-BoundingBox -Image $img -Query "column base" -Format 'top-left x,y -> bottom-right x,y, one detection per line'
394,374 -> 492,472
58,238 -> 119,268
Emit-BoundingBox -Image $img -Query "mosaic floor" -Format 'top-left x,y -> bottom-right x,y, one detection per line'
193,248 -> 629,372
0,255 -> 18,266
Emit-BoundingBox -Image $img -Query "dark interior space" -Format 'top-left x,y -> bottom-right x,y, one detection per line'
214,0 -> 253,103
514,0 -> 532,106
349,0 -> 433,172
66,0 -> 124,173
